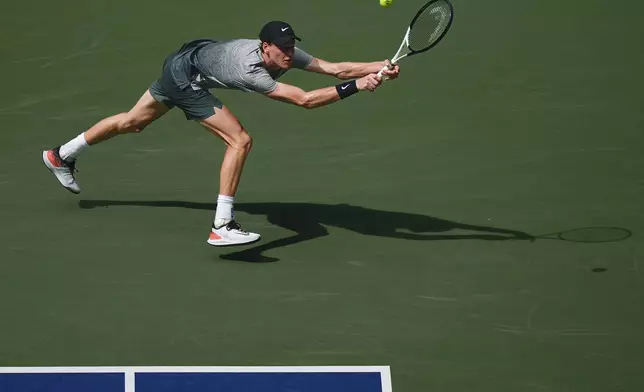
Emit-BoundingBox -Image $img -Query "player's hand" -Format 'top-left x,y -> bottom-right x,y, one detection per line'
357,73 -> 382,92
381,59 -> 400,80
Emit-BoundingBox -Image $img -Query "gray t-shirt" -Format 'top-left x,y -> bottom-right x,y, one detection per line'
183,39 -> 313,94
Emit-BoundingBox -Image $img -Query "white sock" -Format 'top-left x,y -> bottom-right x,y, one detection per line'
214,195 -> 235,228
59,133 -> 89,161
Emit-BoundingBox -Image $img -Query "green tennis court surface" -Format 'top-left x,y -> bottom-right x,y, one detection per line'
1,0 -> 643,390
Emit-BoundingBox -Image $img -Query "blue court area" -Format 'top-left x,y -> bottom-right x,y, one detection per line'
136,372 -> 383,392
0,368 -> 388,392
0,373 -> 124,392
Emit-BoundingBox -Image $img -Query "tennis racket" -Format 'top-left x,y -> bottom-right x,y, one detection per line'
378,0 -> 454,79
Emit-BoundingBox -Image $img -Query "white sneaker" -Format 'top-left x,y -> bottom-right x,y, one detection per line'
42,147 -> 81,194
207,220 -> 261,247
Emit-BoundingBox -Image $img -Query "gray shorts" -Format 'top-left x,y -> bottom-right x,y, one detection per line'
149,51 -> 223,121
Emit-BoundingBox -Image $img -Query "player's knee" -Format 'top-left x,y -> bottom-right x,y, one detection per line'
232,129 -> 253,152
117,113 -> 153,133
115,114 -> 138,133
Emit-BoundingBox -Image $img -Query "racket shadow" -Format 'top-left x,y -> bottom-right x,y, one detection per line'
533,227 -> 633,243
79,200 -> 533,263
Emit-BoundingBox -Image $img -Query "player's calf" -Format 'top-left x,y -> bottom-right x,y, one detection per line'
116,111 -> 156,133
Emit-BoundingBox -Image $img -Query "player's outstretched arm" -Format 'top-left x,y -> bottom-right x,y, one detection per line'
265,76 -> 381,109
305,58 -> 400,80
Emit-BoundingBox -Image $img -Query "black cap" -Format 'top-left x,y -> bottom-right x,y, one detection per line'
259,21 -> 301,47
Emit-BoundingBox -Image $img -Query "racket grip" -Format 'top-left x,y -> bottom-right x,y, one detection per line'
377,62 -> 394,80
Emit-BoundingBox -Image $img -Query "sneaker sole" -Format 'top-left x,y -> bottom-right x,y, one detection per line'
206,236 -> 261,247
42,150 -> 81,194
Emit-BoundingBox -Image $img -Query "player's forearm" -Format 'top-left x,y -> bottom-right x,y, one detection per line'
335,61 -> 385,79
268,80 -> 362,109
301,86 -> 344,108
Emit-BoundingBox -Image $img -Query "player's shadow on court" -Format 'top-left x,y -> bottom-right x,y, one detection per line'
79,200 -> 533,263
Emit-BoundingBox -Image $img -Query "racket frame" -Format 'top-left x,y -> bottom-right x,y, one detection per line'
377,0 -> 454,78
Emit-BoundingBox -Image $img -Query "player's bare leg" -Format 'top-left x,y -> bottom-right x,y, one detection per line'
84,90 -> 170,144
200,105 -> 260,246
42,90 -> 170,193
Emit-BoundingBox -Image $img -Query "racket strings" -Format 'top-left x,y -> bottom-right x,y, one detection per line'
408,1 -> 453,52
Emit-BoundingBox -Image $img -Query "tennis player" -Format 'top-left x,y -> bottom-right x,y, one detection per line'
42,21 -> 400,246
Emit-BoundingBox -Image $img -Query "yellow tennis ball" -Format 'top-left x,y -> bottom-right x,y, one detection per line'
380,0 -> 393,8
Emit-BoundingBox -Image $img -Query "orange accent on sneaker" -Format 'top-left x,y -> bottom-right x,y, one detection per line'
47,150 -> 63,167
209,232 -> 222,241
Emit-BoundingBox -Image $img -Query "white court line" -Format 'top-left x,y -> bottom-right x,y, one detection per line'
125,369 -> 135,392
380,366 -> 393,392
0,366 -> 390,373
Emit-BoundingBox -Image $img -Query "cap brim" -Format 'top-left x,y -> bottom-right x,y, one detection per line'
273,35 -> 301,47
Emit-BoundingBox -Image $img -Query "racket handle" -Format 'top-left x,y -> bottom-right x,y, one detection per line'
377,62 -> 394,80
